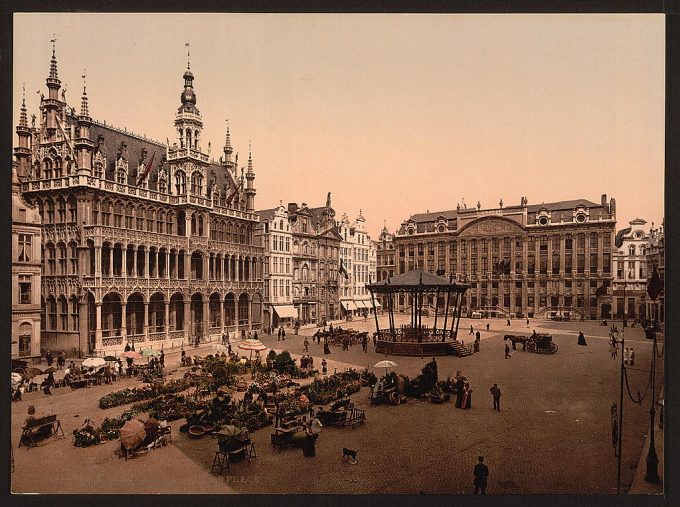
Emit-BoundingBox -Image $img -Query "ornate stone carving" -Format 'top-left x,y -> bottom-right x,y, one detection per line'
458,218 -> 524,237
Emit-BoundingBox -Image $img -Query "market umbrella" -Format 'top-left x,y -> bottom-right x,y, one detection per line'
82,357 -> 106,369
26,367 -> 43,377
213,344 -> 228,355
104,355 -> 118,362
120,419 -> 146,450
121,350 -> 142,359
374,360 -> 398,376
141,348 -> 160,357
42,366 -> 57,374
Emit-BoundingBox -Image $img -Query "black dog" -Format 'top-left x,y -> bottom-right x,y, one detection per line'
342,447 -> 358,464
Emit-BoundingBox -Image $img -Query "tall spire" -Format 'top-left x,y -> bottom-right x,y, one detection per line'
49,35 -> 58,80
247,141 -> 253,174
185,42 -> 191,69
19,83 -> 28,128
80,71 -> 89,117
224,119 -> 233,164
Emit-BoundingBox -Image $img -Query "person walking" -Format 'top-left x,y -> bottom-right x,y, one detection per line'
281,327 -> 286,341
526,317 -> 530,329
486,322 -> 490,332
304,337 -> 310,353
475,331 -> 481,352
277,326 -> 282,341
321,358 -> 328,375
362,333 -> 368,353
629,347 -> 635,366
624,347 -> 629,365
490,384 -> 501,411
46,350 -> 54,367
159,351 -> 165,369
469,325 -> 474,336
473,456 -> 490,494
507,318 -> 511,326
504,343 -> 510,359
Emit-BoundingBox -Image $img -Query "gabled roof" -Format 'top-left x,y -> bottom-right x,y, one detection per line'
255,207 -> 277,222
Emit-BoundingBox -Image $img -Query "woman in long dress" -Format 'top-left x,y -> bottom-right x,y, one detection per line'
462,382 -> 472,410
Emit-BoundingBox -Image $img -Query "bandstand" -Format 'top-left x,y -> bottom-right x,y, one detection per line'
367,270 -> 470,356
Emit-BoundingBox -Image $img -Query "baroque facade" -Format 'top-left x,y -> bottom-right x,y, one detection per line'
14,45 -> 264,356
645,221 -> 665,326
393,196 -> 617,319
286,196 -> 342,325
612,218 -> 650,319
338,211 -> 375,317
255,203 -> 295,331
374,224 -> 395,309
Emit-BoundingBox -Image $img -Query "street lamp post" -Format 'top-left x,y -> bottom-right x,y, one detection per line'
644,317 -> 660,483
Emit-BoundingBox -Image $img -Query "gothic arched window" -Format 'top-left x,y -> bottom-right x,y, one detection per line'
175,171 -> 186,195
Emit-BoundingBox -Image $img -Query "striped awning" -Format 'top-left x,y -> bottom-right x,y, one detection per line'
354,300 -> 368,309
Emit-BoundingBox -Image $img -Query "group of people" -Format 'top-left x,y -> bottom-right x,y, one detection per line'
299,354 -> 315,370
45,350 -> 67,369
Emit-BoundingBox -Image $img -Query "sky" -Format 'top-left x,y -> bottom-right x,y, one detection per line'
13,13 -> 664,239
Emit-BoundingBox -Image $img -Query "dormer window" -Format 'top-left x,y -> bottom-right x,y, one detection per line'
575,213 -> 586,223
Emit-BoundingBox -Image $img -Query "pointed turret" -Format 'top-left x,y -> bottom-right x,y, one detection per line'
14,84 -> 32,179
75,73 -> 94,175
244,141 -> 256,213
44,37 -> 62,135
172,42 -> 203,155
223,120 -> 233,167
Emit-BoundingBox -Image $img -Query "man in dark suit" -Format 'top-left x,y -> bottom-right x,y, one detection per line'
473,456 -> 489,494
490,384 -> 501,411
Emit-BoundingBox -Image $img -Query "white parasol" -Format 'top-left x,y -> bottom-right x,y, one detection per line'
81,357 -> 106,369
374,360 -> 398,376
213,344 -> 228,355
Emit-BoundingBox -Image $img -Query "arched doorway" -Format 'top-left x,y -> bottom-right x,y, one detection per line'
191,293 -> 204,339
170,293 -> 185,331
251,293 -> 262,329
209,293 -> 221,331
126,293 -> 145,339
238,293 -> 249,327
224,293 -> 235,328
149,293 -> 166,335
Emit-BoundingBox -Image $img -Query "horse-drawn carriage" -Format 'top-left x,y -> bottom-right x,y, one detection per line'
504,333 -> 558,354
317,328 -> 369,347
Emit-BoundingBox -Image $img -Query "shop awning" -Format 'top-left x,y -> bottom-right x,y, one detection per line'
354,300 -> 368,309
341,300 -> 357,311
273,305 -> 298,319
371,300 -> 382,308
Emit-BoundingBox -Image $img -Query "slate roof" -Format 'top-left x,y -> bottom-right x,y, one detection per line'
367,269 -> 469,291
406,199 -> 604,225
88,120 -> 240,196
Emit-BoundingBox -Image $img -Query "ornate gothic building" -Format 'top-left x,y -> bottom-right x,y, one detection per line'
14,45 -> 264,356
393,196 -> 617,319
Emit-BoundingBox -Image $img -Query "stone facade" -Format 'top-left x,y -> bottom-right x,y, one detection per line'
612,218 -> 650,319
374,225 -> 395,309
14,46 -> 264,356
12,158 -> 43,360
394,196 -> 617,319
645,221 -> 665,326
255,203 -> 294,331
338,211 -> 374,317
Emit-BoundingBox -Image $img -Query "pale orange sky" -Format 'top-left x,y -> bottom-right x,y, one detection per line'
13,13 -> 665,238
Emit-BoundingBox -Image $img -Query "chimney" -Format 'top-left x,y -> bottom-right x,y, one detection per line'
287,203 -> 298,214
601,194 -> 607,206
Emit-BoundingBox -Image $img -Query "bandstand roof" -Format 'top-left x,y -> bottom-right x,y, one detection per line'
366,270 -> 469,293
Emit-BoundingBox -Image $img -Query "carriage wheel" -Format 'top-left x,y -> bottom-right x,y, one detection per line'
390,392 -> 400,405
